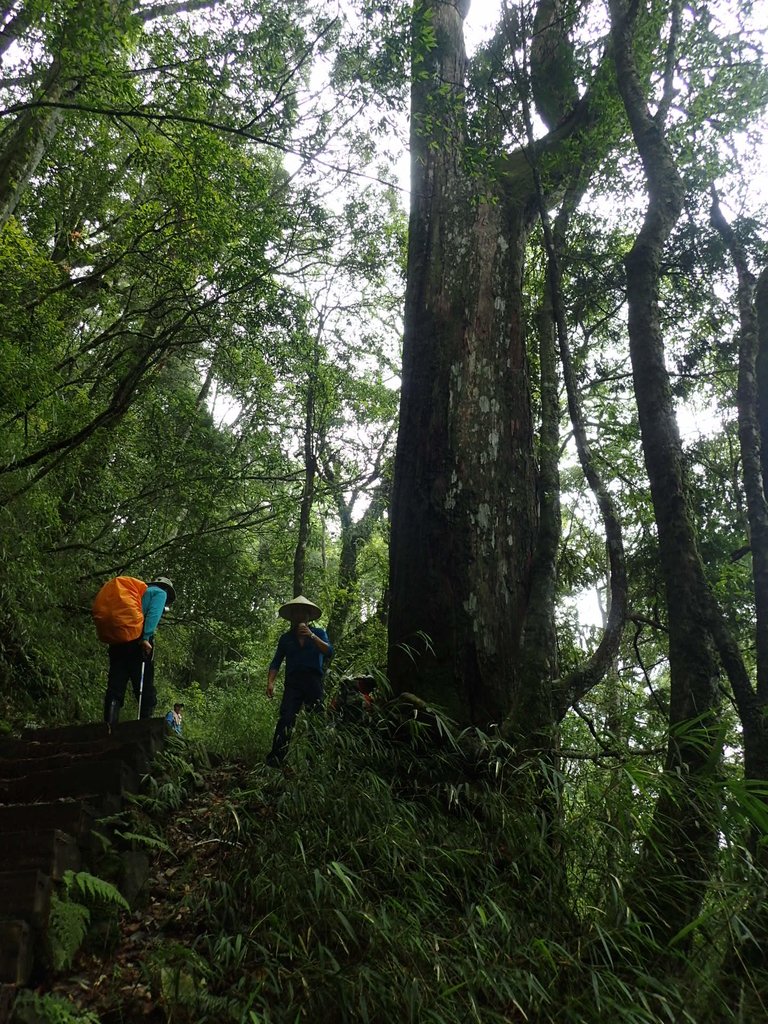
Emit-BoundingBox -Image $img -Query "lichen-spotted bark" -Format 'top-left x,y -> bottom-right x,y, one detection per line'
388,0 -> 626,733
387,0 -> 538,725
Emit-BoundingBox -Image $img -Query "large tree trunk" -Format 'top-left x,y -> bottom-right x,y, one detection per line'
0,0 -> 132,230
387,0 -> 538,725
388,0 -> 624,732
0,4 -> 32,62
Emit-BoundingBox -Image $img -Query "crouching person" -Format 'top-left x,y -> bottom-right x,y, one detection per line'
329,675 -> 377,723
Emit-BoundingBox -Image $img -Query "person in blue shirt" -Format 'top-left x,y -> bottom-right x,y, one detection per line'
165,703 -> 184,735
104,577 -> 176,725
265,595 -> 333,765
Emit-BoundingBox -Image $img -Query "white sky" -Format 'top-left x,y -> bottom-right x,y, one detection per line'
464,2 -> 500,49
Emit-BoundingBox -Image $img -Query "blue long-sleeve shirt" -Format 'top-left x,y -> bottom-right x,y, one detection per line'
141,585 -> 168,641
269,627 -> 333,678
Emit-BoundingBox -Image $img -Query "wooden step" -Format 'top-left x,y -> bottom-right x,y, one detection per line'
0,800 -> 95,839
0,760 -> 137,804
0,872 -> 51,929
1,831 -> 81,881
0,920 -> 34,987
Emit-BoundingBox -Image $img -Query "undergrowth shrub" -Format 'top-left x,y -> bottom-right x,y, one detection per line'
139,702 -> 766,1024
43,697 -> 767,1024
178,677 -> 275,761
11,990 -> 100,1024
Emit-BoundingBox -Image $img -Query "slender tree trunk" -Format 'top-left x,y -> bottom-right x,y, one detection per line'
0,63 -> 68,229
514,293 -> 559,748
609,0 -> 723,938
757,269 -> 768,514
326,477 -> 388,644
326,503 -> 355,644
523,165 -> 627,722
704,219 -> 768,869
599,594 -> 634,926
292,382 -> 316,598
710,201 -> 768,704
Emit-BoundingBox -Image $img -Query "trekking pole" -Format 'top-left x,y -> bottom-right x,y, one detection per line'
137,659 -> 145,721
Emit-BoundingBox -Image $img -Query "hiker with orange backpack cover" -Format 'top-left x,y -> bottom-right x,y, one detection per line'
92,576 -> 176,724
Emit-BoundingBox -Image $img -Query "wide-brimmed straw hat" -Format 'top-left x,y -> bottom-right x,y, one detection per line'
278,595 -> 322,621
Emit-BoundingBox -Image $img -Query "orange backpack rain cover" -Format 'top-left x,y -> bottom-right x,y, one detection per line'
92,576 -> 148,644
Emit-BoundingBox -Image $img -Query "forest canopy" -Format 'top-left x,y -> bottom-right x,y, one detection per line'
2,0 -> 768,1018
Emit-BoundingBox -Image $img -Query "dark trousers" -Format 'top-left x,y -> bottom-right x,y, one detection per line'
104,640 -> 156,719
268,670 -> 324,763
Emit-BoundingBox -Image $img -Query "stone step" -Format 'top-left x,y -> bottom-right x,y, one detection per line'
0,740 -> 151,777
0,920 -> 34,987
0,734 -> 136,759
19,719 -> 168,747
0,715 -> 172,1002
0,760 -> 137,805
0,800 -> 96,839
0,982 -> 18,1022
0,872 -> 51,929
1,831 -> 81,881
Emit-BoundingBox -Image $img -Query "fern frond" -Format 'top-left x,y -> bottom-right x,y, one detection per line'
62,870 -> 130,910
48,893 -> 90,972
115,829 -> 173,853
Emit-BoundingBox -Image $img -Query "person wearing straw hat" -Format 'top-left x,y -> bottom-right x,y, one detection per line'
265,595 -> 334,765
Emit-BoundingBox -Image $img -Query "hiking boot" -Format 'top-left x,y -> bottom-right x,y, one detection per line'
104,699 -> 120,726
